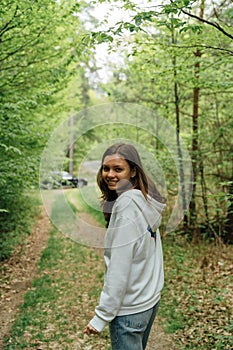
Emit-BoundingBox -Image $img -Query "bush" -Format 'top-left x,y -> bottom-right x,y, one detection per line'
0,193 -> 40,261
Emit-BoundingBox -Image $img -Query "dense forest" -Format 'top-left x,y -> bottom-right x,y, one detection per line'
0,1 -> 232,349
1,0 -> 233,261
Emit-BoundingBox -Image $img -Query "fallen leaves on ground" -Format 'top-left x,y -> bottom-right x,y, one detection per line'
162,239 -> 233,349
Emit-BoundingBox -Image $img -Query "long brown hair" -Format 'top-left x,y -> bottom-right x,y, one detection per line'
97,143 -> 165,226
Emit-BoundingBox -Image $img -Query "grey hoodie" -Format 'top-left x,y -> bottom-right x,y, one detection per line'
90,189 -> 166,332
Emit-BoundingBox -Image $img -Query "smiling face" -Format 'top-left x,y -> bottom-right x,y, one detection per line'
102,154 -> 136,192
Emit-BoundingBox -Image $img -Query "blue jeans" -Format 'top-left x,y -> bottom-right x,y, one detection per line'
109,301 -> 160,350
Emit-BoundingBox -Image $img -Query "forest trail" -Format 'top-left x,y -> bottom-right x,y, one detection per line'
0,192 -> 177,350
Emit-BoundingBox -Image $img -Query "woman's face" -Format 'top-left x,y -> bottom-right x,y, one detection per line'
102,154 -> 136,192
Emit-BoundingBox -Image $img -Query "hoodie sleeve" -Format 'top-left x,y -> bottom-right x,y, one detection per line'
89,212 -> 138,332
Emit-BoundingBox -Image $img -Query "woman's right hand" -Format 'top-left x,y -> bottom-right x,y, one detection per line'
83,324 -> 100,336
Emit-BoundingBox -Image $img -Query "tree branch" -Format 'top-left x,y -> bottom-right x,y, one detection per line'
0,52 -> 61,72
181,8 -> 233,40
173,44 -> 233,56
135,41 -> 233,56
0,5 -> 18,38
0,25 -> 52,63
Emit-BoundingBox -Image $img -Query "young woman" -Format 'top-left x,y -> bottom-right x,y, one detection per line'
83,143 -> 166,349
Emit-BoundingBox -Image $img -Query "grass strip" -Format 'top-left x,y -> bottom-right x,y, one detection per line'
72,186 -> 106,226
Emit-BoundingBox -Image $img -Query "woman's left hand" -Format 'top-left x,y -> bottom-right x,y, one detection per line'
83,324 -> 100,336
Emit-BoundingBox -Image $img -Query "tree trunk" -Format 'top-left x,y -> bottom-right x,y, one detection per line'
189,0 -> 205,236
69,115 -> 74,176
189,49 -> 201,230
224,177 -> 233,243
171,25 -> 188,230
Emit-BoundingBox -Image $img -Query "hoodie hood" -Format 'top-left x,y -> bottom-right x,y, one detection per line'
130,190 -> 166,232
115,189 -> 166,233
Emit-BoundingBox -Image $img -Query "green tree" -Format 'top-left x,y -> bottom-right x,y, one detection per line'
0,0 -> 90,259
94,1 -> 233,241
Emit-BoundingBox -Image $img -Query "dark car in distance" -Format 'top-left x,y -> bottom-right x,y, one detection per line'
40,171 -> 88,190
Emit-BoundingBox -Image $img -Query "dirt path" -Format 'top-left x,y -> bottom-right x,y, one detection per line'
147,319 -> 178,350
0,197 -> 177,350
0,207 -> 51,348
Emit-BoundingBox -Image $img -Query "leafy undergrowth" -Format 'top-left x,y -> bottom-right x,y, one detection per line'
161,238 -> 233,349
0,192 -> 40,261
